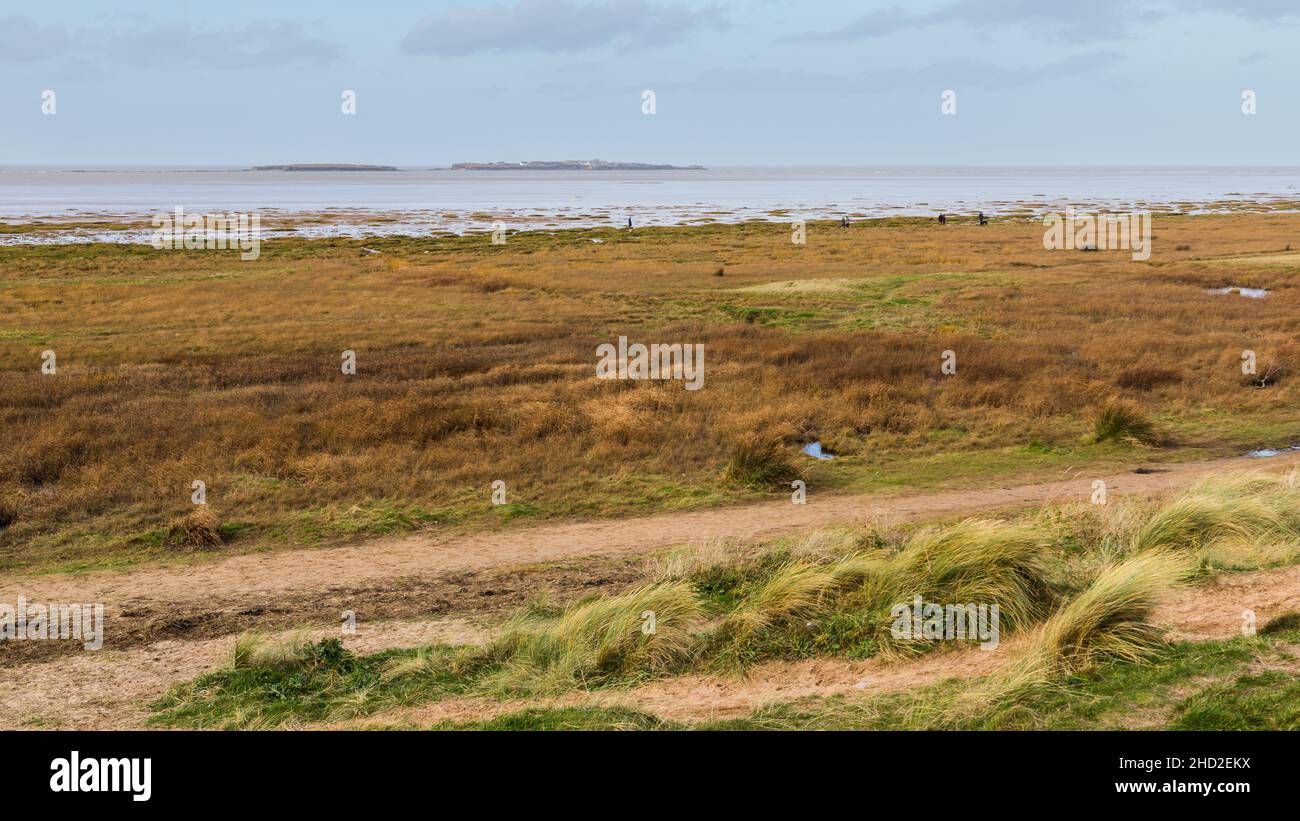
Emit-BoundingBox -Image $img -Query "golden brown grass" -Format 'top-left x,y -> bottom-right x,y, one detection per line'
165,506 -> 223,551
2,214 -> 1299,570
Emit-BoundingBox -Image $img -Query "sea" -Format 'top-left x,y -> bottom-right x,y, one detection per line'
3,166 -> 1300,245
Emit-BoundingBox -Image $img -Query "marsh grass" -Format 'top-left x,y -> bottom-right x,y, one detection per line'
0,491 -> 20,530
6,215 -> 1300,571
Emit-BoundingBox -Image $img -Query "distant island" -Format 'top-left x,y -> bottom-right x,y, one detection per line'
250,164 -> 399,172
451,159 -> 705,171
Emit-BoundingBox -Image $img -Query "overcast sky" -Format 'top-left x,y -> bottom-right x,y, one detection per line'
2,0 -> 1297,167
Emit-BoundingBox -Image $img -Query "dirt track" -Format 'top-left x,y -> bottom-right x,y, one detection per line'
7,451 -> 1299,615
8,558 -> 1299,730
3,450 -> 1300,729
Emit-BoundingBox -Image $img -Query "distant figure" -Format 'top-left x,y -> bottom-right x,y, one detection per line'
627,217 -> 633,230
938,213 -> 946,225
840,216 -> 849,228
978,212 -> 988,226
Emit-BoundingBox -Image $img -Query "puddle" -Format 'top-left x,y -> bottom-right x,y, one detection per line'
1248,445 -> 1300,458
802,441 -> 834,460
1208,286 -> 1268,298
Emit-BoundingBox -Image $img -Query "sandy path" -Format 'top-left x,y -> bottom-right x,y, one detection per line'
6,451 -> 1299,613
1156,562 -> 1300,640
351,645 -> 1019,727
0,617 -> 488,730
8,557 -> 1299,731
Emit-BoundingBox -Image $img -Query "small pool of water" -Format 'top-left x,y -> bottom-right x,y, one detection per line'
1209,286 -> 1269,298
802,441 -> 834,460
1248,444 -> 1300,458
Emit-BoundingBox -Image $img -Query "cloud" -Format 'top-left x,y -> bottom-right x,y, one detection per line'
681,50 -> 1123,95
1189,0 -> 1300,19
786,0 -> 1300,45
105,21 -> 343,69
0,16 -> 72,62
401,0 -> 729,57
785,1 -> 1165,44
0,17 -> 342,68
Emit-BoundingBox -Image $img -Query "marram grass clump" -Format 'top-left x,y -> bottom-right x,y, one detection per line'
481,581 -> 705,694
714,561 -> 837,646
993,551 -> 1191,696
856,519 -> 1053,656
724,434 -> 803,489
1130,472 -> 1300,567
1092,400 -> 1160,445
166,506 -> 223,550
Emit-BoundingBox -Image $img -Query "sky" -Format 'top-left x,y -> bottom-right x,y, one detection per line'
1,0 -> 1297,167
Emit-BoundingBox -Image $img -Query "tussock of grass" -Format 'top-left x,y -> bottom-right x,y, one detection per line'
715,561 -> 836,646
1260,611 -> 1300,635
1013,552 -> 1190,683
1131,472 -> 1300,567
482,581 -> 704,694
166,506 -> 223,551
929,552 -> 1192,726
1092,400 -> 1160,445
1133,496 -> 1261,552
724,434 -> 802,489
857,519 -> 1052,656
652,538 -> 762,582
232,630 -> 317,671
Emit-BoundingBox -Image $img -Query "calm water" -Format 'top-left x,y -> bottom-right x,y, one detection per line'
4,166 -> 1300,242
